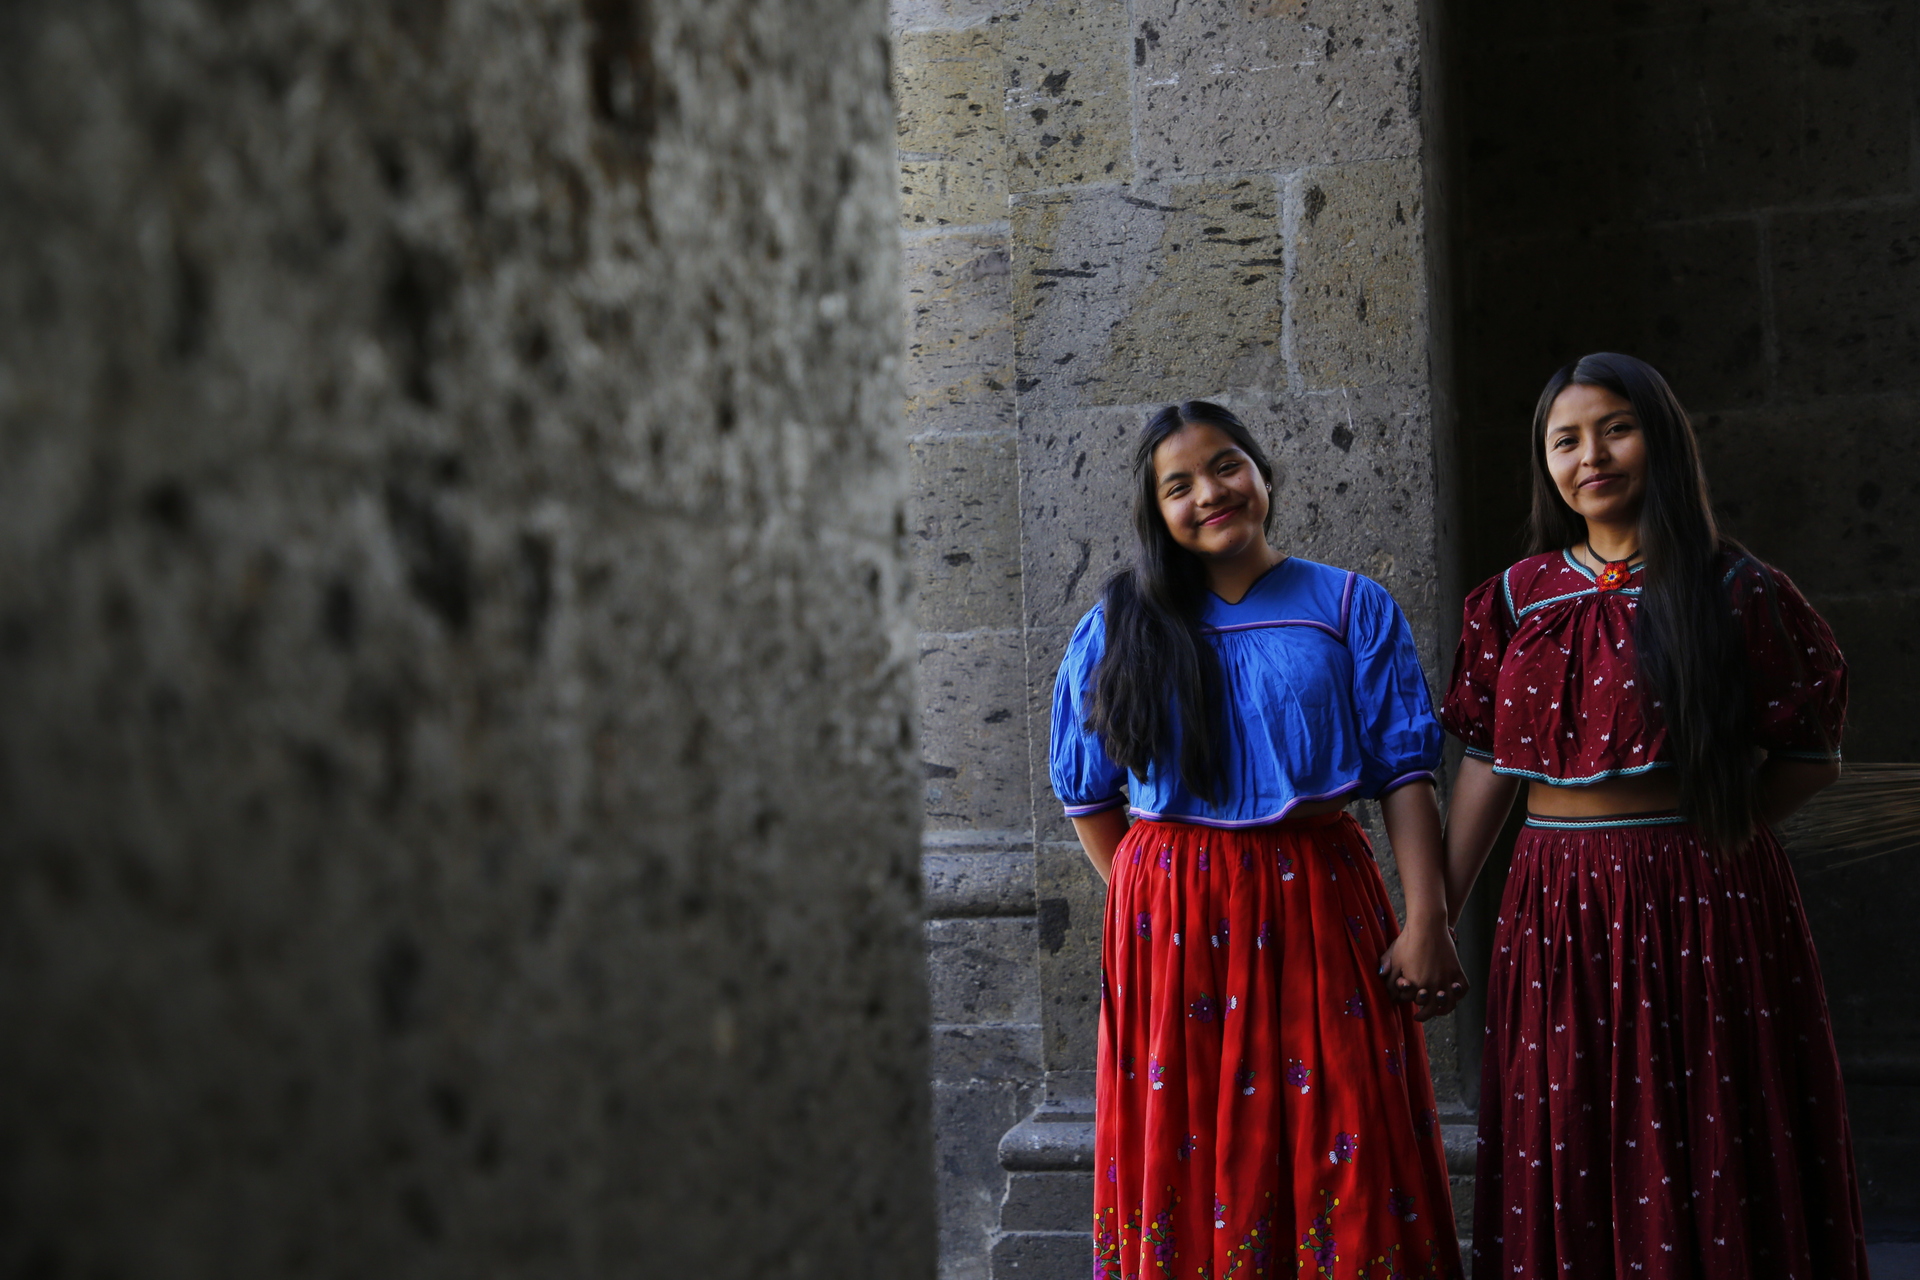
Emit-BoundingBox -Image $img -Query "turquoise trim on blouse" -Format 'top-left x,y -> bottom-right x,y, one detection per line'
1490,758 -> 1674,786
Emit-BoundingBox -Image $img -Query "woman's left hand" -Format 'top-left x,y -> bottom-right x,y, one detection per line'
1378,919 -> 1469,1023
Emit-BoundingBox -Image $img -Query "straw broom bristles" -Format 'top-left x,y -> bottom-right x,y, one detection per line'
1776,762 -> 1920,874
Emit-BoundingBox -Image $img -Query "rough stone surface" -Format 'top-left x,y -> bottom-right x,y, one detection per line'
893,0 -> 1011,29
1292,159 -> 1429,390
905,232 -> 1018,435
0,2 -> 934,1277
931,1021 -> 1046,1085
1261,388 -> 1441,638
1033,839 -> 1107,1069
920,629 -> 1032,830
911,433 -> 1024,632
988,1232 -> 1089,1276
897,26 -> 1010,228
1021,626 -> 1080,852
1012,181 -> 1287,410
1017,407 -> 1141,630
1613,10 -> 1914,219
927,919 -> 1044,1024
1790,842 -> 1920,1217
1000,1 -> 1133,193
1134,0 -> 1422,179
999,1171 -> 1095,1233
1695,398 -> 1920,600
1460,219 -> 1770,440
1772,204 -> 1920,397
924,849 -> 1039,918
927,898 -> 1044,1280
933,1072 -> 1043,1280
1816,594 -> 1920,763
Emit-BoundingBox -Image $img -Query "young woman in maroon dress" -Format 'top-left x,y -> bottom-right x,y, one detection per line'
1440,353 -> 1869,1279
1054,401 -> 1467,1280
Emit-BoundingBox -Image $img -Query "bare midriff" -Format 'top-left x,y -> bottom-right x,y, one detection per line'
1523,769 -> 1682,818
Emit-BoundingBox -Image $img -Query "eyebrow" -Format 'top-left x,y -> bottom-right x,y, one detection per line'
1158,447 -> 1240,486
1547,411 -> 1638,434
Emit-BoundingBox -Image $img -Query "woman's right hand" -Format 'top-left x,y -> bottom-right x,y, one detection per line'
1378,917 -> 1469,1021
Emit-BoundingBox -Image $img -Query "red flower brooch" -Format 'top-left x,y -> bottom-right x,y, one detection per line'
1596,561 -> 1633,592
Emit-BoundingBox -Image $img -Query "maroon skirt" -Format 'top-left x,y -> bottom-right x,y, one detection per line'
1473,813 -> 1869,1280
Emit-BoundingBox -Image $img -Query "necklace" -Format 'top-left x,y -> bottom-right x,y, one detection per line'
1579,542 -> 1639,592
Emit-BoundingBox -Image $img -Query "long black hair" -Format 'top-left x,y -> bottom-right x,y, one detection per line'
1088,401 -> 1276,802
1527,353 -> 1759,850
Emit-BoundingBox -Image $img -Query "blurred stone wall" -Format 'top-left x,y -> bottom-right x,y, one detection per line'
0,2 -> 933,1277
893,1 -> 1466,1272
1441,0 -> 1920,1225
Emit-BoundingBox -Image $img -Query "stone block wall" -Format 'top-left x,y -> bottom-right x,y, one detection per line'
1442,0 -> 1920,1224
894,1 -> 1466,1272
0,2 -> 934,1276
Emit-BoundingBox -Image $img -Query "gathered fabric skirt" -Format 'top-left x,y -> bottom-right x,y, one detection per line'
1095,813 -> 1463,1280
1473,814 -> 1869,1280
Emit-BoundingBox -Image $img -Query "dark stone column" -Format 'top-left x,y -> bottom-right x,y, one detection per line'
0,2 -> 934,1275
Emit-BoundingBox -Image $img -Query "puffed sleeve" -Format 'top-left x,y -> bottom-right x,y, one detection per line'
1049,607 -> 1128,815
1441,573 -> 1514,759
1730,560 -> 1847,760
1346,575 -> 1444,797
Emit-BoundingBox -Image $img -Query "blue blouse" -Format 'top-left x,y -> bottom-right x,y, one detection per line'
1049,557 -> 1442,828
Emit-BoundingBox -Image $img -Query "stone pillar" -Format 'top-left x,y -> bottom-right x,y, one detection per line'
0,2 -> 933,1276
893,1 -> 1474,1272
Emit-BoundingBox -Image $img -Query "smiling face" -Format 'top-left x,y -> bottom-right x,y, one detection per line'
1151,420 -> 1272,565
1543,382 -> 1649,536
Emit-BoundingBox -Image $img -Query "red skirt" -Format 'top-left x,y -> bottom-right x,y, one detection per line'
1473,814 -> 1869,1280
1095,813 -> 1463,1280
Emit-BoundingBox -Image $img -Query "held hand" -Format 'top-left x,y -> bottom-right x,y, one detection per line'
1377,920 -> 1469,1023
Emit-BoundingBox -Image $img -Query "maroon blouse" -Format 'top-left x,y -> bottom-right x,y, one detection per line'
1441,549 -> 1846,784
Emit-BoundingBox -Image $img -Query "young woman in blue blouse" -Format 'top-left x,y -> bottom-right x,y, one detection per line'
1053,401 -> 1467,1280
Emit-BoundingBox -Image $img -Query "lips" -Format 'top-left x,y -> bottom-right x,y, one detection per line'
1200,506 -> 1244,527
1580,473 -> 1624,490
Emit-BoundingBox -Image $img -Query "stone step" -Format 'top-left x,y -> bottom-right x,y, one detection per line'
990,1230 -> 1087,1277
1001,1171 -> 1093,1233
